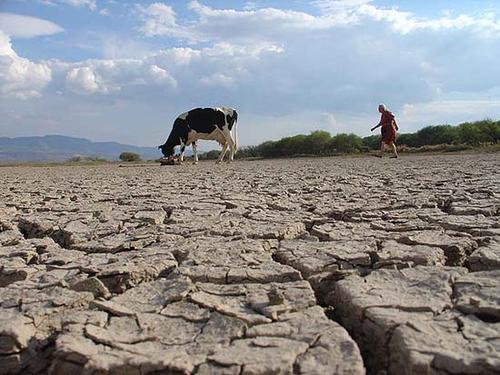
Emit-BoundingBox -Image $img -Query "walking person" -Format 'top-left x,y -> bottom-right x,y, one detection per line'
371,104 -> 399,158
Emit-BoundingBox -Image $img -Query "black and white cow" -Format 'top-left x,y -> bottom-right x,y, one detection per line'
159,107 -> 238,164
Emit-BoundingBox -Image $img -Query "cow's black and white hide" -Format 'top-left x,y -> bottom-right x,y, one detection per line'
159,107 -> 238,164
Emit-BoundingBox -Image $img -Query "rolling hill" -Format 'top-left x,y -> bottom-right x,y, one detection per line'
0,135 -> 162,162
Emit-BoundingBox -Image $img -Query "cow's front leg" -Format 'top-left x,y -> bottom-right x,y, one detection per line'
217,144 -> 228,164
192,142 -> 198,165
179,145 -> 185,164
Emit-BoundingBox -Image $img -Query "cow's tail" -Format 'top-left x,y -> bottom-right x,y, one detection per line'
232,114 -> 238,152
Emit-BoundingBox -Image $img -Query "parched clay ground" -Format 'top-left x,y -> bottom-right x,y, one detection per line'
0,153 -> 499,375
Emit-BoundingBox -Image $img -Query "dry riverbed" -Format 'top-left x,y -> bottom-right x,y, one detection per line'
0,153 -> 499,374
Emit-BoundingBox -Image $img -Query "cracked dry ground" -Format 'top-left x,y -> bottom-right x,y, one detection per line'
0,154 -> 499,375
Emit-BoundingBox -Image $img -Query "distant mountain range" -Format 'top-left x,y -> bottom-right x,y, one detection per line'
0,135 -> 162,162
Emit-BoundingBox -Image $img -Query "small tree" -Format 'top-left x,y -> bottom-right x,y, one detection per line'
307,130 -> 331,155
119,152 -> 141,162
328,133 -> 363,153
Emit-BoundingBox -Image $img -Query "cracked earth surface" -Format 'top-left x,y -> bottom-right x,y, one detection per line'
0,153 -> 499,374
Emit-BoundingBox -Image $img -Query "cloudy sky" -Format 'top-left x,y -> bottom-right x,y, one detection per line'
1,0 -> 500,147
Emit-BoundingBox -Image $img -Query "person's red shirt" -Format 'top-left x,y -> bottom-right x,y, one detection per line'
380,110 -> 395,128
379,110 -> 397,143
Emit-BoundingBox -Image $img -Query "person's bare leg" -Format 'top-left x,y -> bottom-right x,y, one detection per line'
378,142 -> 385,157
390,142 -> 398,158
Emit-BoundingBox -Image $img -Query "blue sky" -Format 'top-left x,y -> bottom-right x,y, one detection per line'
1,0 -> 500,147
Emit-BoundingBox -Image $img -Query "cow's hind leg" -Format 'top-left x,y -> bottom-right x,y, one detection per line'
228,139 -> 236,162
192,142 -> 198,165
222,128 -> 237,162
217,143 -> 228,164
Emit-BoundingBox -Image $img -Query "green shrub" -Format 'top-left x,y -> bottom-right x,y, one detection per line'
119,152 -> 141,162
67,155 -> 106,163
362,135 -> 380,150
198,118 -> 499,159
397,133 -> 420,147
327,133 -> 363,153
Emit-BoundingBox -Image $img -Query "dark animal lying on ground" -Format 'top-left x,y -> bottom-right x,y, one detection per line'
159,157 -> 181,166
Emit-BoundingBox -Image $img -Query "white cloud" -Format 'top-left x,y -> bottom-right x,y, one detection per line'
0,13 -> 64,38
186,0 -> 349,40
0,31 -> 52,99
66,66 -> 102,94
101,36 -> 154,59
320,112 -> 338,128
139,2 -> 499,114
312,0 -> 371,12
152,48 -> 202,66
188,0 -> 323,29
61,0 -> 96,9
243,2 -> 258,11
201,42 -> 284,58
149,65 -> 177,88
138,2 -> 199,41
59,57 -> 180,95
357,5 -> 500,35
0,32 -> 14,57
67,40 -> 283,95
40,0 -> 97,11
315,0 -> 500,36
137,1 -> 500,51
138,1 -> 352,43
200,72 -> 234,87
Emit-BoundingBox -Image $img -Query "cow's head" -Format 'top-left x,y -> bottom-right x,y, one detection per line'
220,107 -> 237,129
158,143 -> 175,158
226,108 -> 238,127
